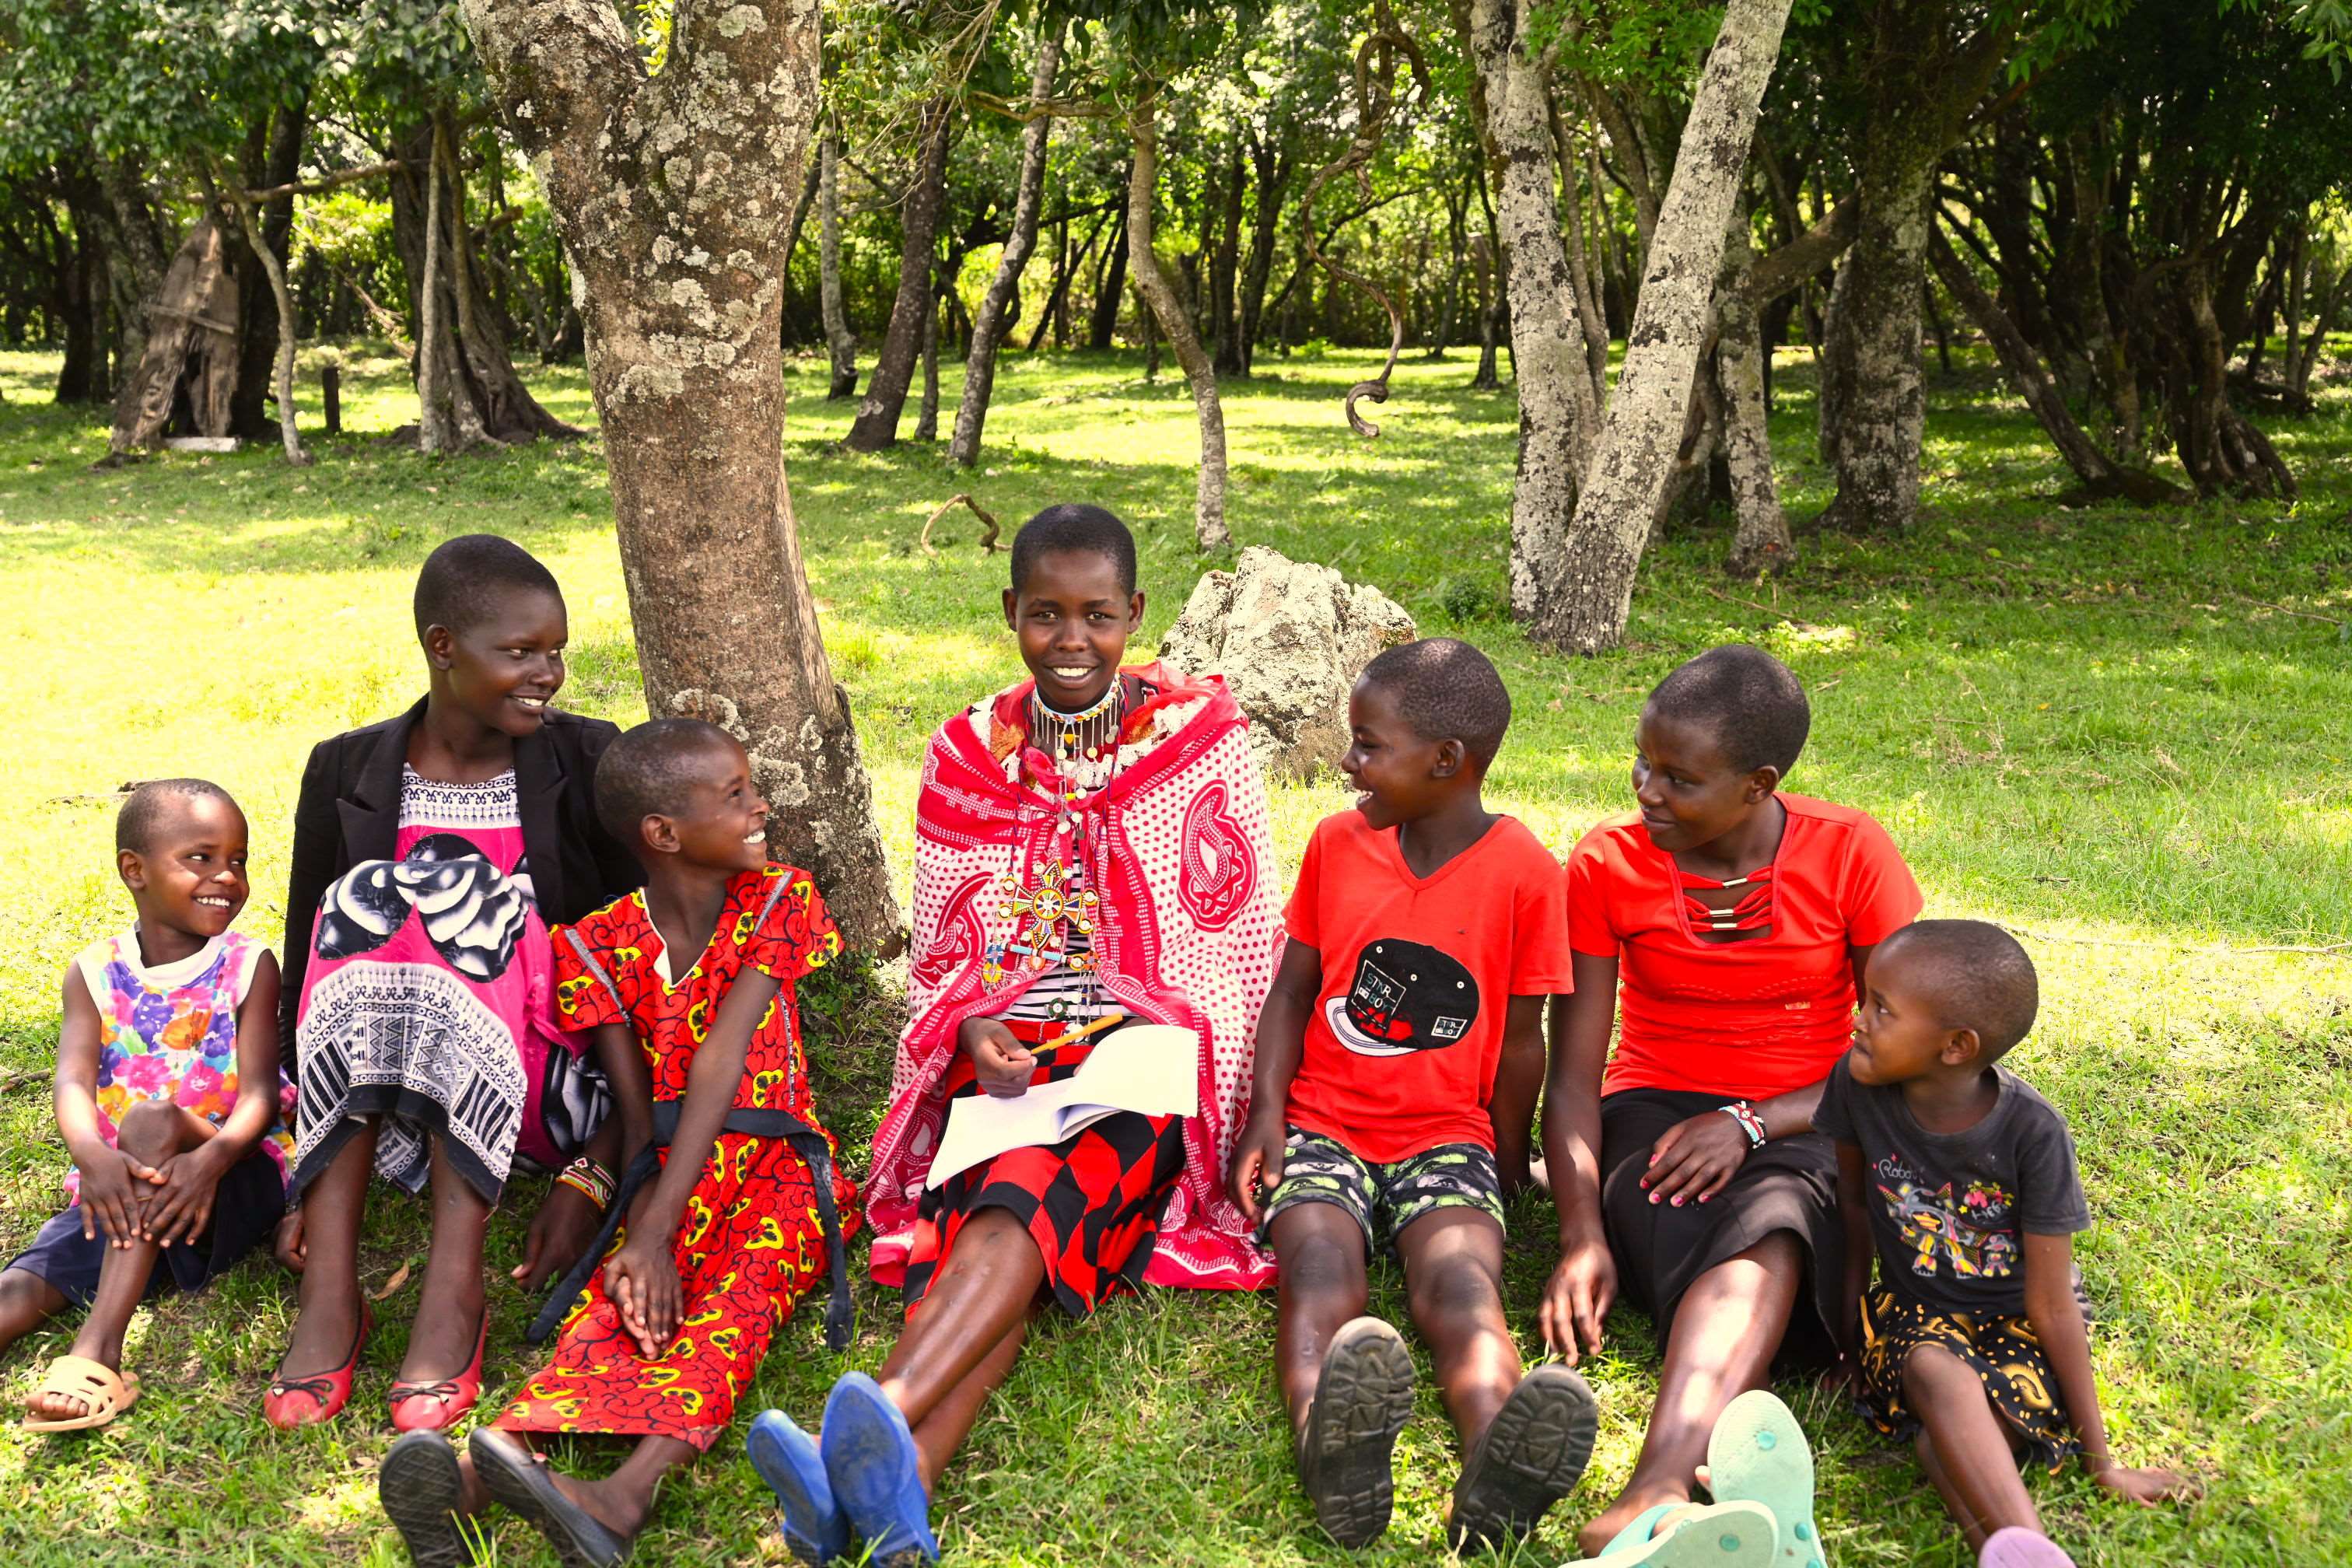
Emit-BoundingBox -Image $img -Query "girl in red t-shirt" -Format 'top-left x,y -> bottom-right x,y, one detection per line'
1541,646 -> 1921,1558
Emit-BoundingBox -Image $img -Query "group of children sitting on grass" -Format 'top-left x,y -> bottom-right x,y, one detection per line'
0,508 -> 2199,1567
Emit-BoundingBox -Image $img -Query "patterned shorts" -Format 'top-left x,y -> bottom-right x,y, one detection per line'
1854,1283 -> 2084,1472
1261,1125 -> 1503,1255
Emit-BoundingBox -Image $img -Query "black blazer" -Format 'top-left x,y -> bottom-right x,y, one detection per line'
279,698 -> 644,1049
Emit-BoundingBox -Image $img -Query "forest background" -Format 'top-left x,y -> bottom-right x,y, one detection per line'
1,0 -> 2350,1563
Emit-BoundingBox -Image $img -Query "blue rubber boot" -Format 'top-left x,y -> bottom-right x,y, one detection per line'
819,1373 -> 939,1567
748,1408 -> 849,1566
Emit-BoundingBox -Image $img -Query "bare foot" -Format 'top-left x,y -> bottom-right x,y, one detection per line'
1578,1476 -> 1698,1558
545,1465 -> 649,1542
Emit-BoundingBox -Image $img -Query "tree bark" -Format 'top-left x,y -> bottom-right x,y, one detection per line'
1127,96 -> 1232,551
1532,0 -> 1795,652
1211,138 -> 1247,376
222,184 -> 309,465
915,277 -> 942,441
460,0 -> 902,949
226,98 -> 309,442
1926,225 -> 2189,506
845,100 -> 954,449
1816,5 -> 2010,531
819,132 -> 858,397
1236,134 -> 1287,373
1089,199 -> 1129,349
1717,203 -> 1794,575
950,33 -> 1060,465
1460,0 -> 1602,625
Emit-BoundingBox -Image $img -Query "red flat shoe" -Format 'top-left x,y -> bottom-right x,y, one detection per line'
389,1309 -> 488,1433
264,1302 -> 373,1430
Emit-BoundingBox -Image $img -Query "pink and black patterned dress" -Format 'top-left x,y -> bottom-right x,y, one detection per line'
291,768 -> 604,1203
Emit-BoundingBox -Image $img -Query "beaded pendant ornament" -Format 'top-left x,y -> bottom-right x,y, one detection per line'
980,681 -> 1123,1004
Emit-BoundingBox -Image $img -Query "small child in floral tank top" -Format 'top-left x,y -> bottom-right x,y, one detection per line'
0,780 -> 292,1432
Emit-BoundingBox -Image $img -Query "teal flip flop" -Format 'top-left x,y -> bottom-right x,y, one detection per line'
1599,1501 -> 1781,1566
1704,1391 -> 1825,1568
1599,1503 -> 1683,1557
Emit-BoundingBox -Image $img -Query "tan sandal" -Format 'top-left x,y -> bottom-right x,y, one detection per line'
22,1354 -> 140,1432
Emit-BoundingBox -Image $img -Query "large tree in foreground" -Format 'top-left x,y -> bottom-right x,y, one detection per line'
457,0 -> 901,947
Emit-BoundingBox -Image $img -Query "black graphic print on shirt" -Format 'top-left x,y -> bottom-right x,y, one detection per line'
1324,938 -> 1482,1058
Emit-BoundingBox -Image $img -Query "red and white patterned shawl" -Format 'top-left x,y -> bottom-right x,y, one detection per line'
865,662 -> 1281,1292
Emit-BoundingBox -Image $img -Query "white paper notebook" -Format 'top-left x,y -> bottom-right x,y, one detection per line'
926,1024 -> 1201,1190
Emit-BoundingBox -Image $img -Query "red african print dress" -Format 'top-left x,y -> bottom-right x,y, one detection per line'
494,863 -> 856,1450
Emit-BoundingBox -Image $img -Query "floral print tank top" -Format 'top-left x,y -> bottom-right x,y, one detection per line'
68,927 -> 295,1199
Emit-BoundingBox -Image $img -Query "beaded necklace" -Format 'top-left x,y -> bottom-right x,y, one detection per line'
984,681 -> 1129,1012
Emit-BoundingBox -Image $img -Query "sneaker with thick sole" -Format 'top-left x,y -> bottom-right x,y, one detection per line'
1447,1363 -> 1600,1552
1295,1316 -> 1417,1548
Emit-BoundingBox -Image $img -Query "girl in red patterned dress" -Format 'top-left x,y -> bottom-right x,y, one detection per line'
375,719 -> 853,1568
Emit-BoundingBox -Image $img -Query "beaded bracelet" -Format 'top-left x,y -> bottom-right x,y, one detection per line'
1720,1101 -> 1767,1149
557,1157 -> 615,1211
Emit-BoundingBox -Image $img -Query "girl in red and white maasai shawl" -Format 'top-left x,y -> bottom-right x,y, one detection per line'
866,660 -> 1283,1299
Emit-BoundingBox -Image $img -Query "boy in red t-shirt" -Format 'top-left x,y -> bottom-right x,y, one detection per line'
1230,639 -> 1593,1553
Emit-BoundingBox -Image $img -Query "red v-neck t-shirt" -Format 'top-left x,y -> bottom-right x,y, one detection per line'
1566,793 -> 1921,1101
1282,811 -> 1574,1163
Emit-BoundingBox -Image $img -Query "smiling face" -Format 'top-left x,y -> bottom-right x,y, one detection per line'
1002,548 -> 1143,712
1848,937 -> 1977,1087
645,736 -> 772,874
1630,705 -> 1778,854
120,793 -> 250,944
1341,678 -> 1458,831
424,586 -> 569,738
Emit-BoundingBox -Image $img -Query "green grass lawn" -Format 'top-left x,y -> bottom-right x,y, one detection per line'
0,338 -> 2347,1568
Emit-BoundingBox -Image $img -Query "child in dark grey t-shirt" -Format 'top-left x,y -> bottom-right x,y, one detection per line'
1818,920 -> 2198,1568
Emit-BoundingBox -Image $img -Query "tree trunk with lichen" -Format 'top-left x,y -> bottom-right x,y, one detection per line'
1127,96 -> 1232,551
1717,201 -> 1794,574
458,0 -> 901,949
1534,0 -> 1794,652
1458,0 -> 1601,628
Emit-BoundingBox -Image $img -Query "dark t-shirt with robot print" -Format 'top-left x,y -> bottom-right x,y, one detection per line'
1817,1057 -> 2091,1319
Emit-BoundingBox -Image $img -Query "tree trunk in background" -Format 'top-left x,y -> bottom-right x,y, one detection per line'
1926,226 -> 2188,506
53,199 -> 108,405
950,34 -> 1060,465
777,153 -> 821,345
1089,199 -> 1129,348
1128,97 -> 1230,550
915,279 -> 942,440
1471,233 -> 1502,389
1460,0 -> 1601,627
1717,203 -> 1794,575
1817,4 -> 2009,531
845,100 -> 953,449
462,0 -> 902,949
1211,139 -> 1246,376
393,113 -> 581,450
222,184 -> 309,465
819,134 -> 858,397
1236,134 -> 1286,373
97,156 -> 180,430
1534,0 -> 1794,653
226,97 -> 308,441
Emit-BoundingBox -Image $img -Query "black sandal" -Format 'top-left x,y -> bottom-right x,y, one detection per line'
1297,1316 -> 1418,1548
1447,1363 -> 1599,1552
379,1430 -> 477,1568
468,1427 -> 632,1568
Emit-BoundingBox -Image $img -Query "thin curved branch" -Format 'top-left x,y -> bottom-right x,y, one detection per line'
1298,2 -> 1430,438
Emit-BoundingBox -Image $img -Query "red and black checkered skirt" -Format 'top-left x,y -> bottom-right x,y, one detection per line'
902,1020 -> 1187,1319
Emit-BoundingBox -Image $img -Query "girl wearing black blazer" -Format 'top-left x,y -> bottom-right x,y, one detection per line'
264,537 -> 641,1432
